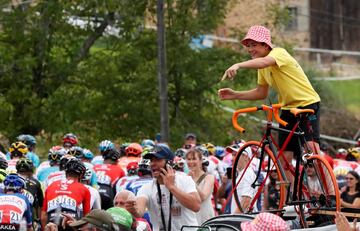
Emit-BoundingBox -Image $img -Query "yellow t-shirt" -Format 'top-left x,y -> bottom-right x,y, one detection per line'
258,47 -> 320,109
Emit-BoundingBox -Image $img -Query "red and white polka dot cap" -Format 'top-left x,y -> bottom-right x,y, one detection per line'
241,25 -> 273,48
240,212 -> 289,231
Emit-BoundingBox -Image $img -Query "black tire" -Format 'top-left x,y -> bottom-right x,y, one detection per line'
231,141 -> 286,213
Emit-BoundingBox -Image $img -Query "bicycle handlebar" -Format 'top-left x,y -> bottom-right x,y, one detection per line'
232,104 -> 288,133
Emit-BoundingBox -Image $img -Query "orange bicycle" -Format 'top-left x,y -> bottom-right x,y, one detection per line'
230,104 -> 340,228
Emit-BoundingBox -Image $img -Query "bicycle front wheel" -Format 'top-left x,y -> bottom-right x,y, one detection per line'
298,154 -> 340,228
231,141 -> 286,213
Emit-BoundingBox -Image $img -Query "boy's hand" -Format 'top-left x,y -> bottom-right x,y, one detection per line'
221,64 -> 239,81
218,88 -> 237,100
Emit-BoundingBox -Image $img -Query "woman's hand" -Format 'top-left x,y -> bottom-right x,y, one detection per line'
221,64 -> 240,81
218,88 -> 238,100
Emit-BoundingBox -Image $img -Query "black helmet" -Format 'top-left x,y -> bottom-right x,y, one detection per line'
48,146 -> 67,166
102,149 -> 121,161
0,157 -> 8,170
59,155 -> 76,171
67,146 -> 84,159
16,158 -> 34,173
65,158 -> 86,177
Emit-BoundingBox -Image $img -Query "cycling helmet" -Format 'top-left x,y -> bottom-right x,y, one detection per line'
173,156 -> 185,172
119,143 -> 130,156
203,143 -> 216,156
125,143 -> 143,156
16,158 -> 34,173
141,139 -> 155,148
102,148 -> 121,161
65,158 -> 86,177
59,154 -> 76,171
347,147 -> 360,161
9,141 -> 28,158
82,148 -> 94,160
0,157 -> 8,170
126,162 -> 139,176
141,146 -> 154,157
138,158 -> 151,176
99,140 -> 115,153
175,148 -> 187,158
202,157 -> 210,167
195,145 -> 209,157
215,146 -> 225,158
67,146 -> 84,159
48,146 -> 67,166
82,165 -> 93,182
0,169 -> 7,183
4,173 -> 25,193
17,134 -> 36,148
62,133 -> 78,147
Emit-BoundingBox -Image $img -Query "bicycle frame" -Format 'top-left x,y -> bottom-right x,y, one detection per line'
231,104 -> 315,212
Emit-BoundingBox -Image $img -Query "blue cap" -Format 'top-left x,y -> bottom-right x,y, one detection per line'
144,143 -> 174,160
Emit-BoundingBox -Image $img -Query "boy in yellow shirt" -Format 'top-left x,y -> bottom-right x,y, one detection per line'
218,25 -> 321,187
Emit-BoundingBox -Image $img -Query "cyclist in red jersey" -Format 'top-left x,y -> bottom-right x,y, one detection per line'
93,148 -> 125,210
41,158 -> 90,231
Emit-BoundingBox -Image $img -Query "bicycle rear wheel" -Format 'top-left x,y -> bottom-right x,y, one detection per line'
298,154 -> 340,228
231,141 -> 286,213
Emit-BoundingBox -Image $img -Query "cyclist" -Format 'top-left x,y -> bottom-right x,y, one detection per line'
41,158 -> 90,230
81,166 -> 101,210
0,157 -> 8,184
93,148 -> 125,210
0,173 -> 33,231
62,133 -> 78,150
117,159 -> 153,196
141,139 -> 155,149
118,143 -> 142,172
16,158 -> 43,229
44,154 -> 75,189
82,148 -> 94,163
115,162 -> 140,193
37,146 -> 66,183
219,25 -> 321,188
7,141 -> 28,173
92,140 -> 115,166
16,134 -> 40,168
66,146 -> 98,188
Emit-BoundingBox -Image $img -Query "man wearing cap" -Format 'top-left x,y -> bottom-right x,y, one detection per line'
132,143 -> 201,231
184,133 -> 197,148
69,209 -> 116,231
219,25 -> 321,191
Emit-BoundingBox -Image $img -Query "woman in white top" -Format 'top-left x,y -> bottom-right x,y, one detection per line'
186,148 -> 215,225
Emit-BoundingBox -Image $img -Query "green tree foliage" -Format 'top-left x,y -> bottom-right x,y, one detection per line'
0,0 -> 253,151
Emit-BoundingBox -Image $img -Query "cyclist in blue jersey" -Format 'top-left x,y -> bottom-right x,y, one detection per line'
16,135 -> 40,168
37,146 -> 66,182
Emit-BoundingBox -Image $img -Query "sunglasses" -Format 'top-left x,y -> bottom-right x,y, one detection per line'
345,177 -> 355,181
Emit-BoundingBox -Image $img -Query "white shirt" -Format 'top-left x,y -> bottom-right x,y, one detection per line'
85,185 -> 101,209
137,173 -> 198,231
231,169 -> 258,213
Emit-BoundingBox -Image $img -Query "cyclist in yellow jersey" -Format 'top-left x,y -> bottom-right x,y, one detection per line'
219,25 -> 321,188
